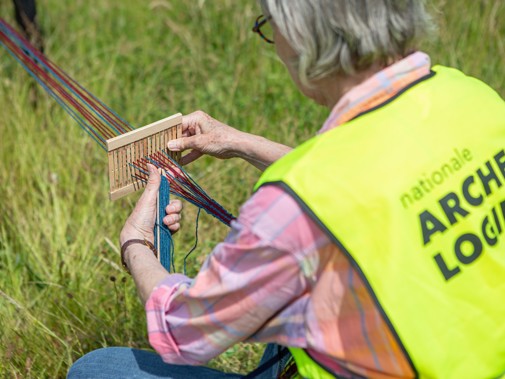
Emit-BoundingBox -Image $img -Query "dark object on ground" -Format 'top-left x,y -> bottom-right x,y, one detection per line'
13,0 -> 43,52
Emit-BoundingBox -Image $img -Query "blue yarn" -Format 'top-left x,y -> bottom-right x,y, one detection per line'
155,176 -> 174,272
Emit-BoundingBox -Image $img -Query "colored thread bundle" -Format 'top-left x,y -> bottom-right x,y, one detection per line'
0,18 -> 133,149
0,18 -> 236,269
133,151 -> 235,227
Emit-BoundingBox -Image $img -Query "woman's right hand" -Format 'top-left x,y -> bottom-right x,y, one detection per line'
167,110 -> 241,165
168,110 -> 292,171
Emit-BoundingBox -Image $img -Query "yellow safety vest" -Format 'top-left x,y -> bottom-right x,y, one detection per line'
256,66 -> 505,379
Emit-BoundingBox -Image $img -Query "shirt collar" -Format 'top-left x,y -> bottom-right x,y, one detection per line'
319,51 -> 431,134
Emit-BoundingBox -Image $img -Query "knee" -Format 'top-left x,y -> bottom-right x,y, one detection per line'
67,347 -> 130,379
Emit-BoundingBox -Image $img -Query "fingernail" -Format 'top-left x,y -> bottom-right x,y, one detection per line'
167,141 -> 178,150
147,163 -> 155,173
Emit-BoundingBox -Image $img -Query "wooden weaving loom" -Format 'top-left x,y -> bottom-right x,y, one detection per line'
106,113 -> 182,200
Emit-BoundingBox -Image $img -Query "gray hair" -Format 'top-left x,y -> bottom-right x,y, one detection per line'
259,0 -> 434,85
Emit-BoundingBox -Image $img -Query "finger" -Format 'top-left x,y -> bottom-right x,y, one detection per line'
163,213 -> 181,226
165,199 -> 183,214
135,164 -> 161,210
164,162 -> 185,178
180,150 -> 203,166
168,222 -> 180,233
180,113 -> 200,135
167,135 -> 203,152
182,110 -> 206,131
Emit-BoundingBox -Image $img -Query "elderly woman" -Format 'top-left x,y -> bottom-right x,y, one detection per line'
68,0 -> 505,378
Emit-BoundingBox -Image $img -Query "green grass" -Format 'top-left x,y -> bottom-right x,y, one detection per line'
0,0 -> 503,377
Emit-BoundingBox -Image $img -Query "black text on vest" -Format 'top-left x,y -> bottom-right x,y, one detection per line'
419,149 -> 505,281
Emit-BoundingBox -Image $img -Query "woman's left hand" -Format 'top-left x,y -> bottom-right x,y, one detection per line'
120,164 -> 183,246
163,199 -> 183,232
120,164 -> 160,246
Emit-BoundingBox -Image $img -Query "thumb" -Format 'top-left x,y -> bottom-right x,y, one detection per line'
167,135 -> 202,152
136,164 -> 161,209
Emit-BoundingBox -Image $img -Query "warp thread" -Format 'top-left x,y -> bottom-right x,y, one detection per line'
0,17 -> 236,273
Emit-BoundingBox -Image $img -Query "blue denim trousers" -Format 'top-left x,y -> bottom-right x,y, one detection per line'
67,343 -> 290,379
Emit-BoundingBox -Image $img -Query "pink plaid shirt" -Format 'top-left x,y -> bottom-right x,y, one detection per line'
146,52 -> 431,378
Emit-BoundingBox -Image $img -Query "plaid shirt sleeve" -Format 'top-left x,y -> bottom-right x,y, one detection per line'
145,185 -> 321,365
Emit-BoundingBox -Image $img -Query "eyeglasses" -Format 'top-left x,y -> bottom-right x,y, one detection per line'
252,15 -> 274,44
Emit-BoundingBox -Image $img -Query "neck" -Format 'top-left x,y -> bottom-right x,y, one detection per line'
316,63 -> 390,109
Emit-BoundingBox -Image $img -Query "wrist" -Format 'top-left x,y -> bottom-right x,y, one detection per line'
228,130 -> 256,159
120,239 -> 158,274
120,228 -> 152,248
